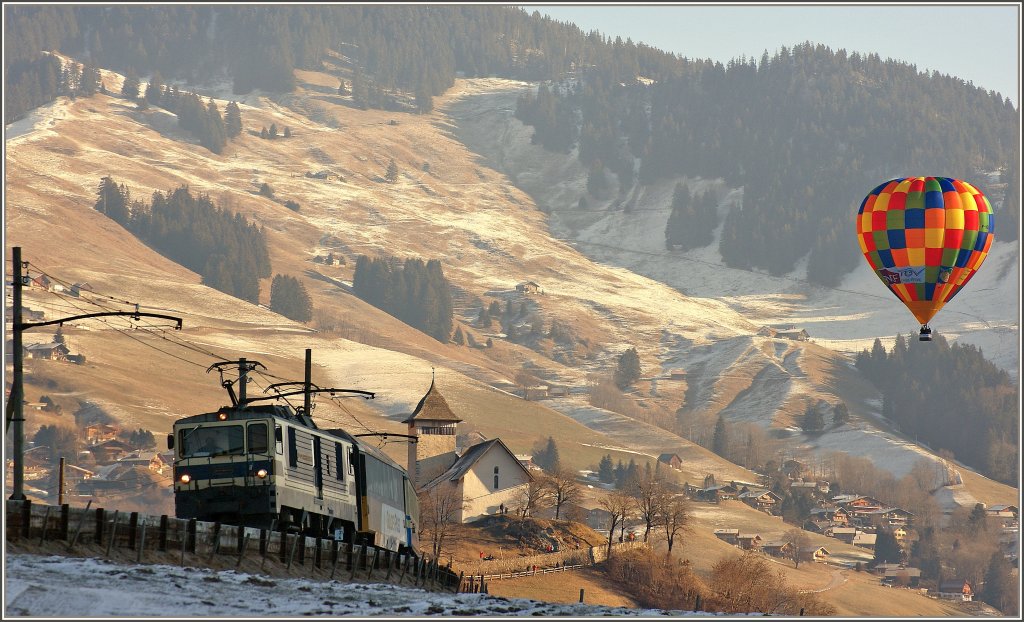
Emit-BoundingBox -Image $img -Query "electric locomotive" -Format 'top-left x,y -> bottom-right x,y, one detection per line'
168,360 -> 418,552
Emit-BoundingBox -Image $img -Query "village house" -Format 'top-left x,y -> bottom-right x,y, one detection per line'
866,507 -> 914,528
761,541 -> 795,558
828,526 -> 859,543
24,342 -> 70,361
713,529 -> 740,545
88,439 -> 135,464
883,567 -> 922,587
116,451 -> 170,475
986,504 -> 1018,519
515,281 -> 543,295
406,379 -> 532,523
736,534 -> 762,550
738,489 -> 782,514
852,532 -> 877,549
666,369 -> 687,381
804,519 -> 833,534
936,579 -> 974,601
657,453 -> 683,471
522,385 -> 549,400
798,546 -> 831,563
85,423 -> 120,445
697,482 -> 739,502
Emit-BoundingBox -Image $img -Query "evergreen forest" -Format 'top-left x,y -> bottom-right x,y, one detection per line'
352,255 -> 454,343
855,334 -> 1018,485
94,177 -> 271,303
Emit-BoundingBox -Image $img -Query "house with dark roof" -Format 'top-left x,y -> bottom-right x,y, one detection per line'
657,453 -> 683,470
406,379 -> 533,522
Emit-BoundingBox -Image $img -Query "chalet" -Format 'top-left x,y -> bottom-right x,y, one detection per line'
736,534 -> 762,550
657,453 -> 683,470
738,489 -> 782,514
89,439 -> 134,464
829,526 -> 859,543
761,541 -> 795,558
986,504 -> 1018,519
24,342 -> 70,361
85,424 -> 120,445
63,464 -> 96,487
523,385 -> 549,400
798,546 -> 831,563
666,369 -> 687,381
789,480 -> 819,494
937,579 -> 973,601
407,380 -> 532,522
777,329 -> 809,341
883,567 -> 921,587
866,507 -> 914,528
872,562 -> 905,575
805,520 -> 833,534
547,385 -> 569,398
891,526 -> 909,542
515,281 -> 543,295
713,529 -> 740,544
117,451 -> 170,475
30,274 -> 51,290
697,483 -> 739,502
813,506 -> 850,525
852,532 -> 877,548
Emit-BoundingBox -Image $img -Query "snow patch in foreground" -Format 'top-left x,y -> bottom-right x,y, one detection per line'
3,554 -> 749,617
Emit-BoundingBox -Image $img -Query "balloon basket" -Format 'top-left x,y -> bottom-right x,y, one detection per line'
919,325 -> 933,342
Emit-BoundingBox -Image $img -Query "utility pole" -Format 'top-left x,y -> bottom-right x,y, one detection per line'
7,246 -> 183,501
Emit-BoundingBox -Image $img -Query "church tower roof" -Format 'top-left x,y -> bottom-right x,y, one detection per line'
402,378 -> 462,424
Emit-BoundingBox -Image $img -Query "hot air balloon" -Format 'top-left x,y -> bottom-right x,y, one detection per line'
856,177 -> 994,341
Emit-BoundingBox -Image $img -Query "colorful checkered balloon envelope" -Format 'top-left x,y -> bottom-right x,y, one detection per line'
856,177 -> 994,329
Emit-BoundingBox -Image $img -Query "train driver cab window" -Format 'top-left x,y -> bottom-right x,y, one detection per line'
248,423 -> 269,454
335,443 -> 345,480
348,448 -> 355,476
287,427 -> 298,467
275,425 -> 283,455
493,465 -> 499,490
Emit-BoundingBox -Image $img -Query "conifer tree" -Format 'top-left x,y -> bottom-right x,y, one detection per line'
386,159 -> 399,183
224,101 -> 243,138
270,274 -> 313,322
712,415 -> 729,457
614,347 -> 641,389
144,72 -> 164,105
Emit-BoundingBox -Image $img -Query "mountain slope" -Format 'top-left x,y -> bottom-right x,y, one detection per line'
4,62 -> 1015,517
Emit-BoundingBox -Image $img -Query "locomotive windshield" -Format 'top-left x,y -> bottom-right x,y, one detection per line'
179,425 -> 244,457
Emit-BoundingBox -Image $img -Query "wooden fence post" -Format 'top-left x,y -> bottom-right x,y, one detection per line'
287,533 -> 301,570
67,500 -> 92,552
236,531 -> 251,568
60,504 -> 70,541
38,505 -> 52,545
330,541 -> 341,580
136,520 -> 147,563
349,545 -> 361,579
208,522 -> 222,559
579,588 -> 585,603
105,511 -> 120,557
366,547 -> 379,580
346,541 -> 355,572
127,512 -> 138,550
314,537 -> 322,570
94,507 -> 105,545
187,519 -> 197,554
158,515 -> 169,552
20,500 -> 32,539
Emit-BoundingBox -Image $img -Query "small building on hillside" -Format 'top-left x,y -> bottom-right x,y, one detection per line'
24,342 -> 70,361
883,567 -> 922,587
523,385 -> 549,400
761,541 -> 795,558
736,534 -> 762,550
85,424 -> 120,445
713,529 -> 739,544
657,453 -> 683,470
852,532 -> 877,549
986,504 -> 1018,519
798,546 -> 831,563
515,281 -> 543,295
937,579 -> 974,601
738,489 -> 782,514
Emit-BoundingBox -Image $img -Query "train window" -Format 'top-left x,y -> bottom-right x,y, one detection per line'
348,448 -> 355,476
493,465 -> 499,490
335,443 -> 344,480
248,423 -> 269,453
180,425 -> 244,457
275,426 -> 283,455
287,427 -> 298,467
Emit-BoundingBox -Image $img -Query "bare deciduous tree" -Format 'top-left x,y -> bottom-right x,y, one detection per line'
633,474 -> 668,543
784,528 -> 810,568
600,489 -> 633,557
543,467 -> 583,520
417,483 -> 465,559
660,495 -> 691,553
516,479 -> 551,518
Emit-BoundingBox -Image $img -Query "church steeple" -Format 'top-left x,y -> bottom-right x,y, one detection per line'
405,375 -> 461,489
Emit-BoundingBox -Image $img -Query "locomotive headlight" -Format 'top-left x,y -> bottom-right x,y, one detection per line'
256,468 -> 268,479
217,411 -> 228,421
179,473 -> 192,484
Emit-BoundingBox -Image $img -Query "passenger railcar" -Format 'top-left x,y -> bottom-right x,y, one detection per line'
169,402 -> 418,552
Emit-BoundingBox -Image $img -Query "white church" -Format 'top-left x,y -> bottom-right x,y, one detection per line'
404,379 -> 533,522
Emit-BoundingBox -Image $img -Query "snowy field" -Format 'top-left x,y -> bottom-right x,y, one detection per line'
2,554 -> 740,618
